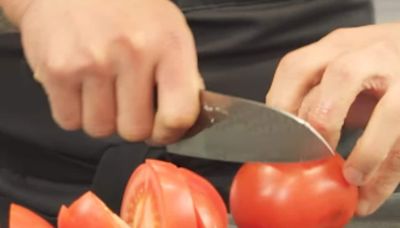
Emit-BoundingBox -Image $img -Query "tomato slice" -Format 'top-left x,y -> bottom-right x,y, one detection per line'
121,162 -> 163,227
145,159 -> 198,227
179,168 -> 228,228
121,159 -> 197,228
9,204 -> 53,228
230,153 -> 358,228
58,191 -> 129,228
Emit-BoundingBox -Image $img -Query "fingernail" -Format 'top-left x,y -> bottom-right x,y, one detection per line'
357,200 -> 370,216
343,166 -> 364,186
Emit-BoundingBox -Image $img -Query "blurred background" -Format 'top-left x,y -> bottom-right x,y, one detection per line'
374,0 -> 400,22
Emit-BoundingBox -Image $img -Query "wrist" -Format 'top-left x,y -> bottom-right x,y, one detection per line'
1,0 -> 35,26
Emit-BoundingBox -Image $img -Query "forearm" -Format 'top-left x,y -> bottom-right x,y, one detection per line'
0,0 -> 34,25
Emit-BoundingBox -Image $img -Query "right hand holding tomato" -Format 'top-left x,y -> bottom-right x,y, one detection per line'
2,0 -> 203,144
266,23 -> 400,216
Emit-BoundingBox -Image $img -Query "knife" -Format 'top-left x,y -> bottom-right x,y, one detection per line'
166,90 -> 334,163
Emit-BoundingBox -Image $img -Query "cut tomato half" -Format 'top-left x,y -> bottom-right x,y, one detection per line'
9,204 -> 53,228
58,191 -> 129,228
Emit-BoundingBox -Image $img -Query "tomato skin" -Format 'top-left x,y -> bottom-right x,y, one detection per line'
179,168 -> 228,228
9,204 -> 53,228
230,154 -> 358,228
58,191 -> 129,228
145,159 -> 198,228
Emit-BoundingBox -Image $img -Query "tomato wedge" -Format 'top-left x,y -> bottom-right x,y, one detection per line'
9,204 -> 53,228
121,159 -> 197,228
230,153 -> 358,228
121,159 -> 228,228
179,168 -> 228,228
58,191 -> 129,228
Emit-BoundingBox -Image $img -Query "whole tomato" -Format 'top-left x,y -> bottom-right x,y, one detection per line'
230,154 -> 358,228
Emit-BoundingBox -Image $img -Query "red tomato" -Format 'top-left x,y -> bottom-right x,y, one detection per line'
121,159 -> 197,228
58,191 -> 129,228
120,159 -> 228,228
179,167 -> 228,228
230,154 -> 358,228
9,204 -> 53,228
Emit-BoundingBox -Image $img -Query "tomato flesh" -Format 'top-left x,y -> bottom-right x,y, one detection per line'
9,204 -> 53,228
121,159 -> 197,228
230,154 -> 358,228
121,163 -> 162,228
58,191 -> 129,228
129,185 -> 159,228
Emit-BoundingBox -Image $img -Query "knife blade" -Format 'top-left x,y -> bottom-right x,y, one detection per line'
166,90 -> 334,163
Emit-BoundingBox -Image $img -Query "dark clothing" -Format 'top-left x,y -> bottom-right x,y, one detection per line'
0,0 -> 374,225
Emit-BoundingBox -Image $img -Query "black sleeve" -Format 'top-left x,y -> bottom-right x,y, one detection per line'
0,196 -> 10,228
91,142 -> 150,213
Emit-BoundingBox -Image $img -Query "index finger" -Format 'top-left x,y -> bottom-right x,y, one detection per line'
266,42 -> 337,114
150,29 -> 204,145
305,42 -> 397,147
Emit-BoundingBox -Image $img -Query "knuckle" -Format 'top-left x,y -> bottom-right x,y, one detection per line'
43,57 -> 71,80
79,53 -> 112,76
324,28 -> 352,42
385,149 -> 400,173
372,39 -> 399,55
128,32 -> 150,54
278,51 -> 300,70
107,31 -> 150,65
325,59 -> 358,81
44,53 -> 109,82
112,31 -> 151,62
160,28 -> 192,54
369,177 -> 396,200
306,107 -> 337,135
276,49 -> 315,79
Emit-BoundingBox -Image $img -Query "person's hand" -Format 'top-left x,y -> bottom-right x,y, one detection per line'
266,23 -> 400,216
2,0 -> 203,144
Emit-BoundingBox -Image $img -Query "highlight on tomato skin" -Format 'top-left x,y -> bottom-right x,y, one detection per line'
230,153 -> 359,228
120,159 -> 228,228
9,203 -> 54,228
58,191 -> 129,228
